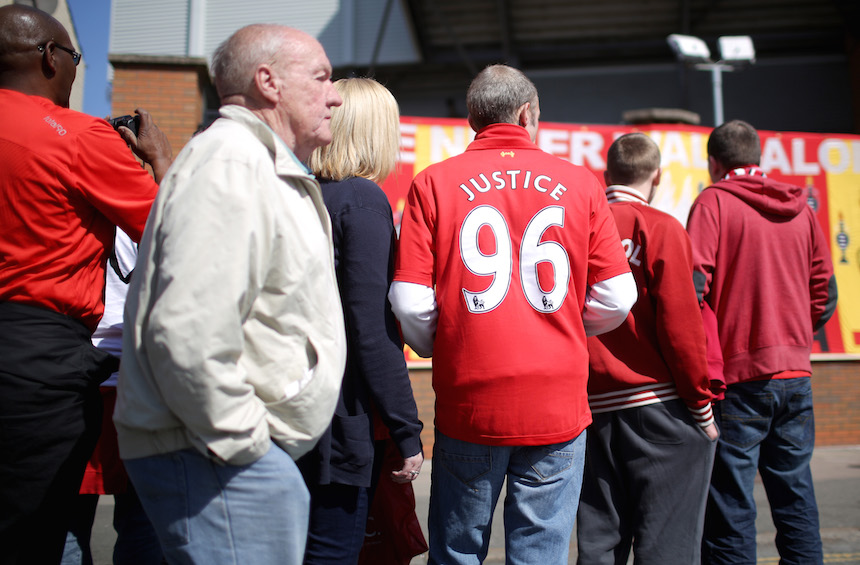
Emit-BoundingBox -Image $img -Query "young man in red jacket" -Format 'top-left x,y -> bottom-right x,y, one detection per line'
687,120 -> 837,565
577,133 -> 718,565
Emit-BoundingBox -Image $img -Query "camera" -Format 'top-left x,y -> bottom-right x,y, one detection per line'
109,114 -> 140,137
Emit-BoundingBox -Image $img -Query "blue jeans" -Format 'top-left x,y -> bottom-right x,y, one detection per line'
124,441 -> 309,565
303,482 -> 370,565
428,429 -> 585,565
702,377 -> 823,565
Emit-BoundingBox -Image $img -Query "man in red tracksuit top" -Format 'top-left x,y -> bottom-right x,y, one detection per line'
577,133 -> 718,565
389,65 -> 636,564
687,120 -> 837,565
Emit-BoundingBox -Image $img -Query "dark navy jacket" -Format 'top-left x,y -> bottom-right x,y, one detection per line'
298,176 -> 422,487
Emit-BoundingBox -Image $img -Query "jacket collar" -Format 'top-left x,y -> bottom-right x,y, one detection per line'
605,185 -> 649,205
219,105 -> 314,180
467,123 -> 538,151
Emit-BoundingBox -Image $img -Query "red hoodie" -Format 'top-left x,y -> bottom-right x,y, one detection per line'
686,167 -> 837,386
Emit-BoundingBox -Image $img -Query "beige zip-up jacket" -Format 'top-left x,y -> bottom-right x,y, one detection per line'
114,105 -> 346,465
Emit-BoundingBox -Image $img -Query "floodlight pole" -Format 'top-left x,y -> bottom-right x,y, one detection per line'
694,62 -> 733,127
711,65 -> 724,126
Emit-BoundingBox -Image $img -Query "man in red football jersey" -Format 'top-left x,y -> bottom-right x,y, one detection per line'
389,64 -> 636,564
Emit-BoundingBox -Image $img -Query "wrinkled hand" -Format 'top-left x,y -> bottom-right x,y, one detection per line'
118,108 -> 173,183
703,422 -> 719,441
390,452 -> 424,484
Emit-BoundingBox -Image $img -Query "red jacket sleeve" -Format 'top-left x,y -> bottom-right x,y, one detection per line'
647,216 -> 713,412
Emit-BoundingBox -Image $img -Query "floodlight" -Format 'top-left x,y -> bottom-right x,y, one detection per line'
718,35 -> 756,64
666,33 -> 756,126
667,34 -> 711,63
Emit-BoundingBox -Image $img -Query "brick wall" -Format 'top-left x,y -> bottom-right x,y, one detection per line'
109,55 -> 211,159
812,361 -> 860,447
410,360 -> 860,458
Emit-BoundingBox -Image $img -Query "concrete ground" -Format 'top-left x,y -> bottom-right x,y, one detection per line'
87,445 -> 860,564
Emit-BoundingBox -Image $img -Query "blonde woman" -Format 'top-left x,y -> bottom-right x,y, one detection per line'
299,78 -> 424,565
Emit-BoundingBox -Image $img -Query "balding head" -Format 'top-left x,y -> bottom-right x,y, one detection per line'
212,25 -> 313,103
0,4 -> 77,106
211,24 -> 342,160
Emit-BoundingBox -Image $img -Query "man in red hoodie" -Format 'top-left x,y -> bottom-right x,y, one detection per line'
687,120 -> 837,565
577,133 -> 718,565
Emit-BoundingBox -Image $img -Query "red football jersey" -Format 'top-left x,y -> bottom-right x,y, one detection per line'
395,124 -> 630,445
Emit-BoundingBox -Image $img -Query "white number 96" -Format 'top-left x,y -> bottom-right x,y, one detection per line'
459,205 -> 570,314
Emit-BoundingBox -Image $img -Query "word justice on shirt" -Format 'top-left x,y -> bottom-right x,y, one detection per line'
458,166 -> 569,202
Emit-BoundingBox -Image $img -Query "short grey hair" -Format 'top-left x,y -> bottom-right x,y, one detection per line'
466,64 -> 538,131
211,24 -> 285,101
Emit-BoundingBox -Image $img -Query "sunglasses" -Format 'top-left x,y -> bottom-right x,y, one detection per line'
37,42 -> 82,66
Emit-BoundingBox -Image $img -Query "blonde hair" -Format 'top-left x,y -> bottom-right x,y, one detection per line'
307,78 -> 400,185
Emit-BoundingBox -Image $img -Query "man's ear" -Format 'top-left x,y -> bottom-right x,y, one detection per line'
254,64 -> 280,105
517,102 -> 531,128
647,168 -> 662,203
708,155 -> 723,183
41,41 -> 59,78
467,113 -> 479,133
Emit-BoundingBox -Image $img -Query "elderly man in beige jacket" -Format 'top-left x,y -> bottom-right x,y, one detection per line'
114,24 -> 346,565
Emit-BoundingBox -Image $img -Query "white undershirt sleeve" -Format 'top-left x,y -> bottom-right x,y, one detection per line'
388,281 -> 438,358
582,272 -> 637,337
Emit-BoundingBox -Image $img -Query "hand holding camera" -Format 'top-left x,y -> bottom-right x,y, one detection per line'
108,109 -> 173,183
109,114 -> 140,138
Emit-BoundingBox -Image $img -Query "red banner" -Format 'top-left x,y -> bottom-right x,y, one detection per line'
382,118 -> 860,361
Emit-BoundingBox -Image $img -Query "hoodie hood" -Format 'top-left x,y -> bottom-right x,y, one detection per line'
710,173 -> 806,218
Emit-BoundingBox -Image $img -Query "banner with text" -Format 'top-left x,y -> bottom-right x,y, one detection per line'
380,118 -> 860,362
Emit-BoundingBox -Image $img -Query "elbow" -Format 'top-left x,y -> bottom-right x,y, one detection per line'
583,272 -> 637,337
813,275 -> 838,332
605,272 -> 637,331
388,281 -> 438,357
617,273 -> 638,316
399,318 -> 436,358
408,340 -> 434,359
400,313 -> 436,358
599,307 -> 632,336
